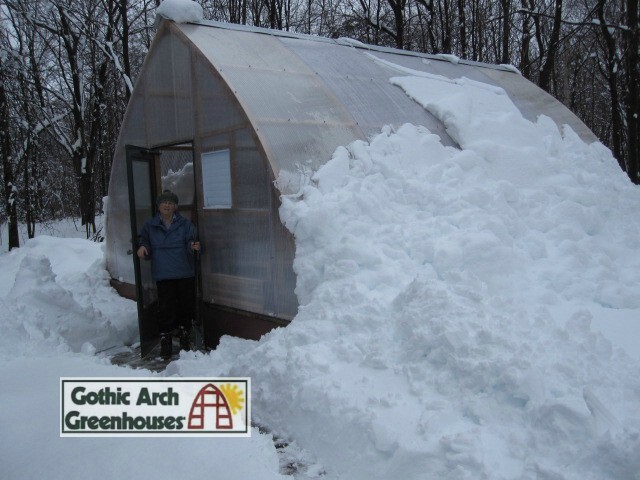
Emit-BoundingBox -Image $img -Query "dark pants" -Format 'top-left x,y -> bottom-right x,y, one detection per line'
156,277 -> 195,335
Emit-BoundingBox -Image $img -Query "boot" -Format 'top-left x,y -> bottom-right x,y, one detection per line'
160,333 -> 172,359
179,327 -> 191,352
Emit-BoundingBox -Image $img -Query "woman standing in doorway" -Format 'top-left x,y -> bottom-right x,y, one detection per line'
137,190 -> 201,358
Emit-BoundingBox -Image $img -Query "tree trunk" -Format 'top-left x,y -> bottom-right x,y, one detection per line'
118,0 -> 132,103
458,0 -> 467,57
500,0 -> 510,64
624,0 -> 639,184
0,64 -> 20,250
597,0 -> 625,171
441,0 -> 452,53
538,0 -> 563,93
388,0 -> 406,49
57,4 -> 95,235
519,0 -> 533,78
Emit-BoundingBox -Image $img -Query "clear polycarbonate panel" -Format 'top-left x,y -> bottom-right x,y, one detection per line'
258,121 -> 362,191
284,40 -> 455,145
363,50 -> 597,143
479,68 -> 597,143
194,58 -> 246,131
197,206 -> 287,316
234,147 -> 270,209
221,68 -> 362,184
179,23 -> 363,184
192,125 -> 297,317
132,161 -> 153,210
145,95 -> 194,143
145,32 -> 193,95
197,152 -> 295,316
144,31 -> 194,144
197,209 -> 297,318
223,66 -> 353,124
180,23 -> 311,74
121,96 -> 147,146
234,127 -> 258,149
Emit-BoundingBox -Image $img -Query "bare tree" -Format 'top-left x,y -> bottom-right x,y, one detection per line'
0,56 -> 20,250
595,0 -> 624,168
622,0 -> 639,183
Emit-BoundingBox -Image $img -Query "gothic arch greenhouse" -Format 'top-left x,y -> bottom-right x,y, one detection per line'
105,18 -> 596,353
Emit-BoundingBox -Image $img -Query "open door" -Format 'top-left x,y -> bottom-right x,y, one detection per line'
126,145 -> 160,358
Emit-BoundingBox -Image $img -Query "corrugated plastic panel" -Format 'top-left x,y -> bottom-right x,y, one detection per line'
343,49 -> 597,143
144,33 -> 194,144
179,24 -> 363,185
258,121 -> 361,173
282,40 -> 455,144
480,67 -> 597,142
179,23 -> 310,73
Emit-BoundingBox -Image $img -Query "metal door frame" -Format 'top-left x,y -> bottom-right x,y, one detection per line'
126,144 -> 160,357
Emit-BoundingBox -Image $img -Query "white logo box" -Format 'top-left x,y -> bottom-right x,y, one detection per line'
60,377 -> 251,437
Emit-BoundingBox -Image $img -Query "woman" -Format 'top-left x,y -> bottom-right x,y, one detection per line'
137,190 -> 201,358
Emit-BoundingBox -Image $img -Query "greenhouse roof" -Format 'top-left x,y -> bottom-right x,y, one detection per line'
162,19 -> 596,191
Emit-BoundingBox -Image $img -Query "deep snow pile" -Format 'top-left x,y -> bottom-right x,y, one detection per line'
0,235 -> 288,480
175,70 -> 640,479
0,236 -> 137,358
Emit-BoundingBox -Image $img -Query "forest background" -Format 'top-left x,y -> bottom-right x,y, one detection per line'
0,0 -> 638,250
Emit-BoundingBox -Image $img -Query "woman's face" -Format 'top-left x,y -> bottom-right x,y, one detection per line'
158,201 -> 177,215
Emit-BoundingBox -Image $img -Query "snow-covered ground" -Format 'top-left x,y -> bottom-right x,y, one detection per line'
2,58 -> 640,479
0,234 -> 289,479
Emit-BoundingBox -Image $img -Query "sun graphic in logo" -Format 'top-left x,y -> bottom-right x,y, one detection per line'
219,383 -> 245,415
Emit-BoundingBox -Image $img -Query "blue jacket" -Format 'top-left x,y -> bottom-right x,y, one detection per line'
138,212 -> 197,281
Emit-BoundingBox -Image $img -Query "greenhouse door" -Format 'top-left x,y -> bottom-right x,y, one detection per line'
126,145 -> 160,358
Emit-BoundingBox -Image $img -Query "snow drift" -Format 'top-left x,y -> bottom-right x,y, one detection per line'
0,235 -> 289,480
174,69 -> 640,479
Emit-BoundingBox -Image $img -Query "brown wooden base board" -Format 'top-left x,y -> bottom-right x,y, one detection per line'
109,279 -> 292,349
202,302 -> 291,349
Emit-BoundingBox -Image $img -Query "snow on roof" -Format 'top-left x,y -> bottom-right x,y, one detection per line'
156,0 -> 204,24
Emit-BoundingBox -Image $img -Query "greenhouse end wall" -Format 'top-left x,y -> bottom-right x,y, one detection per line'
106,22 -> 298,323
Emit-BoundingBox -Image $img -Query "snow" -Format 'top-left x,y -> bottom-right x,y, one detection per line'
434,53 -> 461,64
0,234 -> 287,480
499,63 -> 522,75
336,37 -> 369,48
2,65 -> 640,480
155,0 -> 204,24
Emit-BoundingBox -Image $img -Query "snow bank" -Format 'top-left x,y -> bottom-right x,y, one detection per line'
0,215 -> 105,255
0,236 -> 288,480
0,236 -> 136,358
0,354 -> 286,480
173,69 -> 640,479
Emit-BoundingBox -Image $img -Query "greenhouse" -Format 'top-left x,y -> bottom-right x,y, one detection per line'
105,18 -> 596,353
